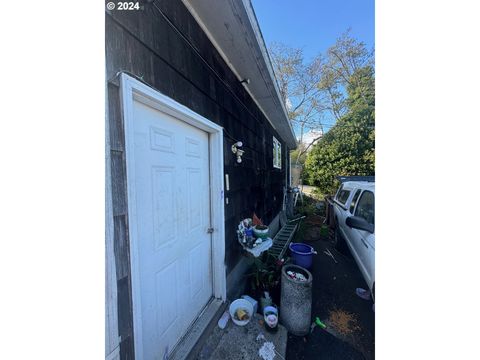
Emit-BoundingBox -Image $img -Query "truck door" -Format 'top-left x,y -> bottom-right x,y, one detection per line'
350,191 -> 375,287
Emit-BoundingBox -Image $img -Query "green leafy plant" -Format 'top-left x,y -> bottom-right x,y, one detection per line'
246,253 -> 284,293
304,66 -> 375,194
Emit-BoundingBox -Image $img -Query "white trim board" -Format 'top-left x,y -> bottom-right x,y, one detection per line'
181,0 -> 298,149
120,73 -> 226,360
105,78 -> 120,359
181,0 -> 277,132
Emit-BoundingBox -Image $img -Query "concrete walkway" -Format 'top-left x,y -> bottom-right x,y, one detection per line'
196,313 -> 287,360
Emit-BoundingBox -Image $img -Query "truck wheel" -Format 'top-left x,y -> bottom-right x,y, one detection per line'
334,224 -> 348,253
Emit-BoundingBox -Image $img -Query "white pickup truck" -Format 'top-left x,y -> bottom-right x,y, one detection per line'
332,177 -> 375,300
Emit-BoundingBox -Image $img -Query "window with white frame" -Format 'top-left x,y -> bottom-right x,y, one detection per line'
273,136 -> 282,169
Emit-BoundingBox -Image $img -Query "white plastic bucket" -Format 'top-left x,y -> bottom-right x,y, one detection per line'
229,299 -> 254,326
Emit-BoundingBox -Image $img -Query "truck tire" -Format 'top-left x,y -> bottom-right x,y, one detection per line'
334,224 -> 348,253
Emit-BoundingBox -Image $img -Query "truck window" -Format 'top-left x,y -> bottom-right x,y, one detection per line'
354,191 -> 374,224
337,190 -> 351,205
349,189 -> 362,213
335,184 -> 344,199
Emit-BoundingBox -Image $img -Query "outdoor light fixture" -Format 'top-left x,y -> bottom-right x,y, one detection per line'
240,78 -> 250,85
231,141 -> 244,163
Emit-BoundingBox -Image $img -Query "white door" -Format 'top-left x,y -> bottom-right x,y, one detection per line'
131,99 -> 213,359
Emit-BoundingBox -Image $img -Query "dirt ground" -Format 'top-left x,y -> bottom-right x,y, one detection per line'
286,195 -> 375,360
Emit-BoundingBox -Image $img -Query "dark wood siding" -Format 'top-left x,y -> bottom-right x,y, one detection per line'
106,1 -> 287,357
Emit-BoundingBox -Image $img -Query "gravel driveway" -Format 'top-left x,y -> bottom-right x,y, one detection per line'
286,211 -> 375,359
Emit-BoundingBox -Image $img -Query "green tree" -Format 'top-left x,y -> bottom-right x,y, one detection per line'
269,42 -> 325,162
319,29 -> 374,121
269,31 -> 373,172
304,66 -> 375,194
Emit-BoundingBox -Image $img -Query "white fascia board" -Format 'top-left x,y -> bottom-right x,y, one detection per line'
182,0 -> 277,132
182,0 -> 297,149
241,0 -> 297,147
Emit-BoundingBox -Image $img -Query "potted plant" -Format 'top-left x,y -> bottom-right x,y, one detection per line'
253,224 -> 269,239
246,253 -> 285,310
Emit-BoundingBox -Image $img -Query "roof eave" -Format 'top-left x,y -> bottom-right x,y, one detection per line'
182,0 -> 298,149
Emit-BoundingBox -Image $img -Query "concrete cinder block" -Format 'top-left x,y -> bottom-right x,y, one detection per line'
280,264 -> 313,336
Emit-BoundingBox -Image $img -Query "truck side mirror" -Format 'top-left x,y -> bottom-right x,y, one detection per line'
346,216 -> 374,233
